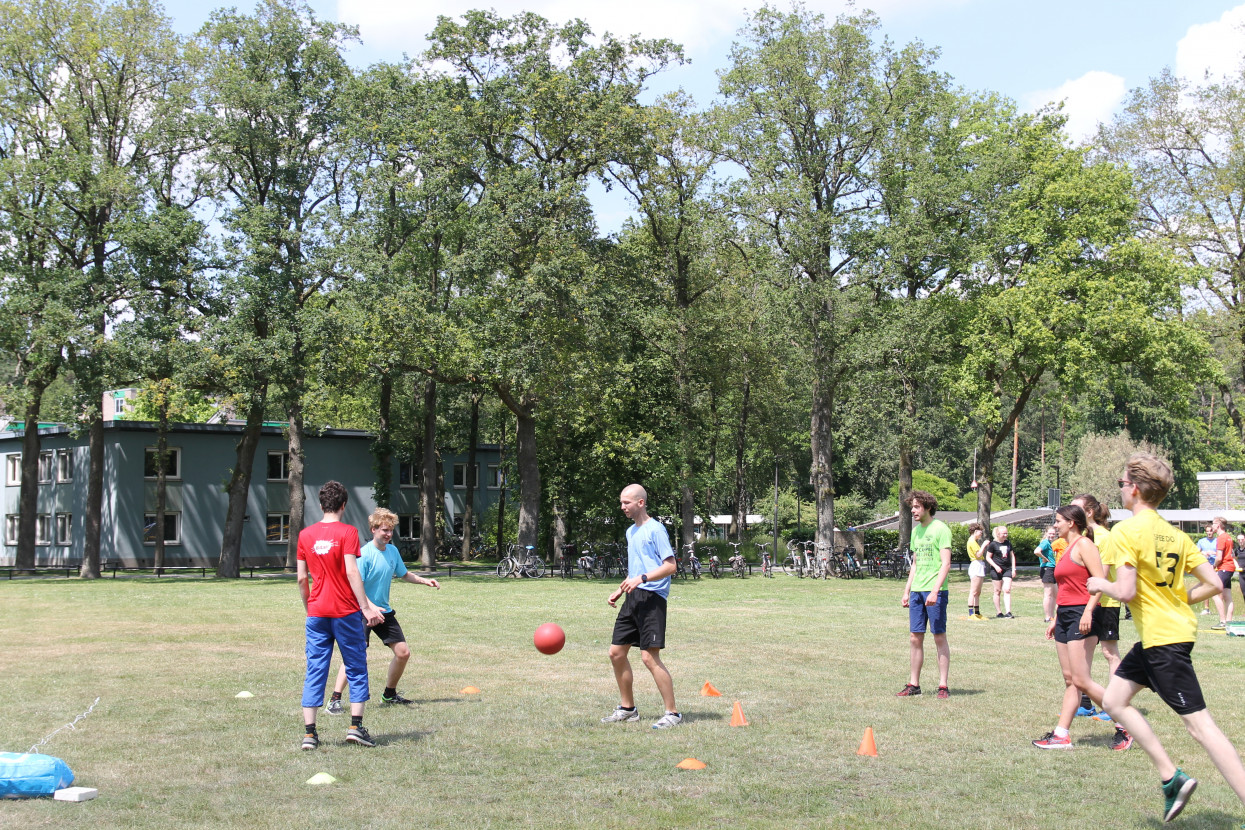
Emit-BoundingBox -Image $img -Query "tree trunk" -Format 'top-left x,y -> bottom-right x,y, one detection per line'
513,403 -> 540,551
285,399 -> 306,573
82,411 -> 104,577
810,372 -> 837,551
897,440 -> 914,551
731,376 -> 751,542
976,441 -> 996,534
153,386 -> 169,576
15,401 -> 43,572
372,373 -> 393,508
218,391 -> 266,578
420,377 -> 438,569
496,415 -> 508,557
460,390 -> 481,561
552,496 -> 567,563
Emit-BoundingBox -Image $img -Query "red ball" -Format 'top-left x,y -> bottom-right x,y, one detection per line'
533,622 -> 565,655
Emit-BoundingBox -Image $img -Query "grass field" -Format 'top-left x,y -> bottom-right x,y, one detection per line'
4,571 -> 1245,829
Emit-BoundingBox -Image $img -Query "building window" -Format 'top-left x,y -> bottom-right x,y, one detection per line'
37,452 -> 53,483
453,463 -> 477,489
4,515 -> 17,545
398,514 -> 420,540
267,451 -> 290,481
144,447 -> 181,480
56,450 -> 73,482
399,462 -> 417,488
4,455 -> 18,486
487,464 -> 505,489
55,513 -> 72,546
36,514 -> 51,545
143,513 -> 181,545
266,513 -> 290,543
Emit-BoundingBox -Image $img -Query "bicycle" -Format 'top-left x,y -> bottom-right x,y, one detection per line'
559,543 -> 576,579
496,544 -> 545,578
707,551 -> 722,578
683,542 -> 701,580
756,541 -> 775,577
728,542 -> 747,578
782,539 -> 804,576
804,541 -> 826,580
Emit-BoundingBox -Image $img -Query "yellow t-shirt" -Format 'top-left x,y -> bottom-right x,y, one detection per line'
1094,525 -> 1119,609
1107,509 -> 1206,647
967,537 -> 983,562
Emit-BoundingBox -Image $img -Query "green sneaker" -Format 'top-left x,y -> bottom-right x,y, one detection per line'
1162,768 -> 1197,822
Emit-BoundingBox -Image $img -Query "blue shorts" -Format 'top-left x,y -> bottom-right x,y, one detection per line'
909,590 -> 948,634
302,611 -> 370,707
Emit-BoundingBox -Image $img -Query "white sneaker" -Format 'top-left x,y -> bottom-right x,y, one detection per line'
651,712 -> 683,730
600,706 -> 640,723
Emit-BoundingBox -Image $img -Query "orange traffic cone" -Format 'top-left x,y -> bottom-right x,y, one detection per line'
701,682 -> 722,697
460,686 -> 480,694
857,726 -> 878,757
730,700 -> 749,727
676,757 -> 707,770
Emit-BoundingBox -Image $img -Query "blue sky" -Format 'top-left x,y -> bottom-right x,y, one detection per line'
161,1 -> 1245,229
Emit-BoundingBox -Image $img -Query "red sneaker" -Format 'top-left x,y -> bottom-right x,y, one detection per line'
1031,731 -> 1073,749
895,684 -> 921,697
936,686 -> 950,699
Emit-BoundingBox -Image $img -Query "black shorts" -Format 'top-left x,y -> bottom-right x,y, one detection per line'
1114,641 -> 1206,716
1040,566 -> 1056,584
1093,606 -> 1120,642
611,588 -> 667,650
989,566 -> 1010,582
1054,605 -> 1095,644
368,611 -> 406,647
1219,571 -> 1235,591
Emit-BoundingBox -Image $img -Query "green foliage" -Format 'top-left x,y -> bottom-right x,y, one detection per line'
1064,431 -> 1167,509
120,382 -> 219,423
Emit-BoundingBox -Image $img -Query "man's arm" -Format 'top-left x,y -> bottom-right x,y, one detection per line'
401,572 -> 439,589
924,547 -> 952,606
1186,561 -> 1224,606
619,556 -> 676,594
1089,563 -> 1137,603
345,554 -> 384,626
297,559 -> 310,614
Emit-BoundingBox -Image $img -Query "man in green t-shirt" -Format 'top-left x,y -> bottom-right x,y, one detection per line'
898,490 -> 953,699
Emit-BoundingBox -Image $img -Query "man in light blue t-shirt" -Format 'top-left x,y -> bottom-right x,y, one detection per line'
326,509 -> 439,712
601,483 -> 681,729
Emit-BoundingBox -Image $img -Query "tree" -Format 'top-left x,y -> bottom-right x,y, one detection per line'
198,0 -> 357,576
1098,66 -> 1245,438
1064,431 -> 1166,509
0,0 -> 194,576
424,10 -> 681,551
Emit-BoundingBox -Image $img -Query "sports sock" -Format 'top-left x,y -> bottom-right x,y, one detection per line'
383,687 -> 396,699
304,723 -> 317,735
1054,726 -> 1069,738
351,716 -> 363,728
329,692 -> 341,701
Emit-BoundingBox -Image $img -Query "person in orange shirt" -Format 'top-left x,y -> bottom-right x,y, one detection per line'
1211,516 -> 1236,630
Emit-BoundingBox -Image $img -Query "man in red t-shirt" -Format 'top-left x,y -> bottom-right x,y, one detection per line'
1212,516 -> 1236,630
297,480 -> 383,750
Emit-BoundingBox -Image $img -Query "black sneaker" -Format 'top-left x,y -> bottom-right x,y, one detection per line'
995,613 -> 1006,618
346,725 -> 376,747
301,732 -> 319,751
1005,612 -> 1014,618
895,684 -> 921,697
382,692 -> 413,705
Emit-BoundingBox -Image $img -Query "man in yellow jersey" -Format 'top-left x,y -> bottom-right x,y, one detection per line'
1088,454 -> 1245,823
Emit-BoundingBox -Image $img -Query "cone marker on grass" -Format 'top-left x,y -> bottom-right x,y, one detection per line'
730,700 -> 749,727
701,682 -> 722,697
676,758 -> 707,770
857,726 -> 878,757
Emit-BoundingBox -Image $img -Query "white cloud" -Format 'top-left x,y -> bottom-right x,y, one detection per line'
1176,4 -> 1245,83
1022,70 -> 1127,145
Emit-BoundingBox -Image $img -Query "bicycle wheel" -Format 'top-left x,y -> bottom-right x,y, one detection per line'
528,557 -> 546,578
782,555 -> 798,576
709,561 -> 721,578
496,558 -> 515,578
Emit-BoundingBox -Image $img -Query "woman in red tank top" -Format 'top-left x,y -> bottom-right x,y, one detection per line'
1032,505 -> 1108,750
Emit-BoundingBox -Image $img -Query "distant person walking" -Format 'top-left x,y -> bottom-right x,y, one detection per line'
1036,526 -> 1057,623
1211,516 -> 1235,630
982,525 -> 1016,618
897,490 -> 953,698
1197,524 -> 1217,616
966,522 -> 986,620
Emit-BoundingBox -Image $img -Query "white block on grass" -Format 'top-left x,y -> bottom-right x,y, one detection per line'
235,691 -> 254,698
54,787 -> 98,802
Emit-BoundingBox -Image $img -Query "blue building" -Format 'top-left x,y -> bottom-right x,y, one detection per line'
0,421 -> 504,568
